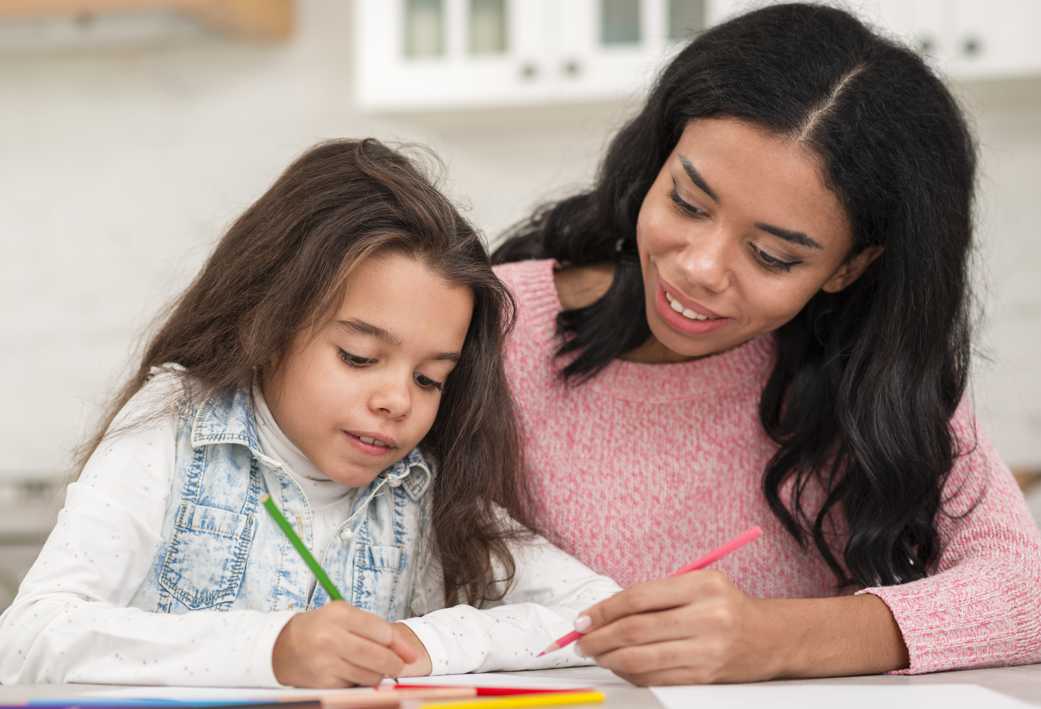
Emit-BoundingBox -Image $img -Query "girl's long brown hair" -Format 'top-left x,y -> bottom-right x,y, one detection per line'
77,138 -> 534,605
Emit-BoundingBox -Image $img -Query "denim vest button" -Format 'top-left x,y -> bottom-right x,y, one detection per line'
339,528 -> 354,541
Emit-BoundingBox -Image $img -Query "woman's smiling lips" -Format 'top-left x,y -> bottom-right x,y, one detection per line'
654,278 -> 732,335
343,429 -> 398,456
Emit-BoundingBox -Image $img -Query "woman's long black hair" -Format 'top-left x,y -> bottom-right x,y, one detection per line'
492,3 -> 977,588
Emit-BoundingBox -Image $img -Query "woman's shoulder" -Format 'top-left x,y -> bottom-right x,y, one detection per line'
493,259 -> 615,316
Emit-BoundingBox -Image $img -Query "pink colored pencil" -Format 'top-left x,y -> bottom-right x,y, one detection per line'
537,526 -> 763,656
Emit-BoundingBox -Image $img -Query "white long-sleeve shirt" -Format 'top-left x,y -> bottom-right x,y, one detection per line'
0,380 -> 621,687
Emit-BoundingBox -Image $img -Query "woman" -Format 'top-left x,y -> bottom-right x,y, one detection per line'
492,3 -> 1041,685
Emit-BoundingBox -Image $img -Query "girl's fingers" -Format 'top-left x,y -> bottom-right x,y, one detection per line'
388,628 -> 419,664
338,634 -> 407,678
331,603 -> 395,645
577,604 -> 699,657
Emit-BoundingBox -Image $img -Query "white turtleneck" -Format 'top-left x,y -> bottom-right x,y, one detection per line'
252,384 -> 357,556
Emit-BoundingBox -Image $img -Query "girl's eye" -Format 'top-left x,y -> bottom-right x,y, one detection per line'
669,188 -> 708,218
752,245 -> 800,273
338,348 -> 374,367
414,373 -> 444,392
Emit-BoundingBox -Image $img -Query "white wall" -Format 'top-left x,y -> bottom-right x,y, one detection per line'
1,0 -> 1039,482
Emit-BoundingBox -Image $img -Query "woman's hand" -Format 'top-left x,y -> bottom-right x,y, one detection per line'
272,601 -> 422,687
574,570 -> 781,685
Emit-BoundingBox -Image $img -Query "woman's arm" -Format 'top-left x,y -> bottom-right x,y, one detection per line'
575,571 -> 907,685
576,405 -> 1041,684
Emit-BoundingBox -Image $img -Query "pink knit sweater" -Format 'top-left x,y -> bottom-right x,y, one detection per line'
495,258 -> 1041,675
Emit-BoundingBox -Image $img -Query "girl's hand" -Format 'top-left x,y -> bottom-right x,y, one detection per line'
272,601 -> 420,687
391,622 -> 433,677
575,571 -> 781,686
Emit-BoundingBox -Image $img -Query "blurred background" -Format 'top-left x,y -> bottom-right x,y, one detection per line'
1,0 -> 1039,608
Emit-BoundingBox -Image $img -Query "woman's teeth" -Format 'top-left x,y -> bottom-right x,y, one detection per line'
358,435 -> 390,448
666,292 -> 715,321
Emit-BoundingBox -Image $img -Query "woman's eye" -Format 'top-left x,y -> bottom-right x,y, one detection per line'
752,246 -> 799,273
669,188 -> 708,218
338,348 -> 374,367
415,373 -> 444,392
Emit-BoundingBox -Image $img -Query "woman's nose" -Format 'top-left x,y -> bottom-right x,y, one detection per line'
675,227 -> 733,294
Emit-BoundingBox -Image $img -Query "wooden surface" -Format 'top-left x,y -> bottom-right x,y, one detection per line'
0,0 -> 293,40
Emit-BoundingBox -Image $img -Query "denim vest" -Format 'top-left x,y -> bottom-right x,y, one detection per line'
128,384 -> 436,620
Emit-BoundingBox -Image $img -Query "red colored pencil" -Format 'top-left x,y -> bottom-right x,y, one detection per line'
537,526 -> 763,656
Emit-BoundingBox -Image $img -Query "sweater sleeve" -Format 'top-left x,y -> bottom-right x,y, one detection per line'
858,401 -> 1041,674
400,521 -> 622,675
0,373 -> 295,687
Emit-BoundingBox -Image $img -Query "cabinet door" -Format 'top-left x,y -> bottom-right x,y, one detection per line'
553,0 -> 711,102
947,0 -> 1041,79
356,0 -> 551,111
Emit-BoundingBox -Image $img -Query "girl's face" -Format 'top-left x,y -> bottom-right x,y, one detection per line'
263,251 -> 473,487
634,117 -> 880,363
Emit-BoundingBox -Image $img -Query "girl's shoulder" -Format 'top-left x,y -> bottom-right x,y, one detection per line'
111,363 -> 199,432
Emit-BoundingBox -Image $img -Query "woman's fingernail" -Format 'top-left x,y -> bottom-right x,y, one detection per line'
574,615 -> 592,632
573,645 -> 586,658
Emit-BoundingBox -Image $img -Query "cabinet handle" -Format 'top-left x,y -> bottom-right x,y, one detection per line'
962,36 -> 983,58
561,59 -> 582,78
519,62 -> 539,80
914,35 -> 935,56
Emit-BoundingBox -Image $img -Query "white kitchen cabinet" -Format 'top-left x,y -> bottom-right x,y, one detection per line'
714,0 -> 1041,80
355,0 -> 710,111
357,0 -> 1041,112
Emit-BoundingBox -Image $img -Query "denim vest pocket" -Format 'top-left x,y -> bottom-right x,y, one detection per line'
159,501 -> 256,611
351,543 -> 406,618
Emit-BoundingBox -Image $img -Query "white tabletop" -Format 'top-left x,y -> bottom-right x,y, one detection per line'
2,665 -> 1039,708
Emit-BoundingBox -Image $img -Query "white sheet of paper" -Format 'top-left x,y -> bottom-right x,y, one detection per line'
397,667 -> 626,688
651,682 -> 1034,709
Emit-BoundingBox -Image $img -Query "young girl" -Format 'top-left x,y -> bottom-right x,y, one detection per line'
0,139 -> 620,688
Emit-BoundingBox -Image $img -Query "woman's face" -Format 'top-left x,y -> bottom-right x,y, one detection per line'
635,117 -> 878,363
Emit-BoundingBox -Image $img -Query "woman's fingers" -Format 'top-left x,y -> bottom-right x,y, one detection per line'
593,638 -> 695,678
580,571 -> 727,630
576,603 -> 700,657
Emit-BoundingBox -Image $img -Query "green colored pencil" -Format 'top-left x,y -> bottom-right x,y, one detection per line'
261,493 -> 344,601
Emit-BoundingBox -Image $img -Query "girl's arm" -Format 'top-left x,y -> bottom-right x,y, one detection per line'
0,377 -> 295,687
575,403 -> 1041,684
399,522 -> 622,675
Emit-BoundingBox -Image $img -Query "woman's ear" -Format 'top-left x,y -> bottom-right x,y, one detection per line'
821,246 -> 884,293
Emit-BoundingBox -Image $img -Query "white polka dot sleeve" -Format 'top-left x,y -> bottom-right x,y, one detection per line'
399,530 -> 622,675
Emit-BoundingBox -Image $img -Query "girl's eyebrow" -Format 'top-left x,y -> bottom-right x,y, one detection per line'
337,319 -> 460,362
677,154 -> 823,251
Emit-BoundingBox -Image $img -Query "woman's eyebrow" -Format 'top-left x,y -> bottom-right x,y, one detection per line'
755,223 -> 822,250
679,155 -> 719,202
678,154 -> 823,250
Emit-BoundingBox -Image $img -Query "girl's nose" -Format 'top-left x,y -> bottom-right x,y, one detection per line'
369,377 -> 411,420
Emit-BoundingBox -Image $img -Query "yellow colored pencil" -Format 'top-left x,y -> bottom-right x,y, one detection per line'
415,690 -> 605,709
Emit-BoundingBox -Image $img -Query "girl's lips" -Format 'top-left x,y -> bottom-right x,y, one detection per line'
343,430 -> 396,457
654,284 -> 731,336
